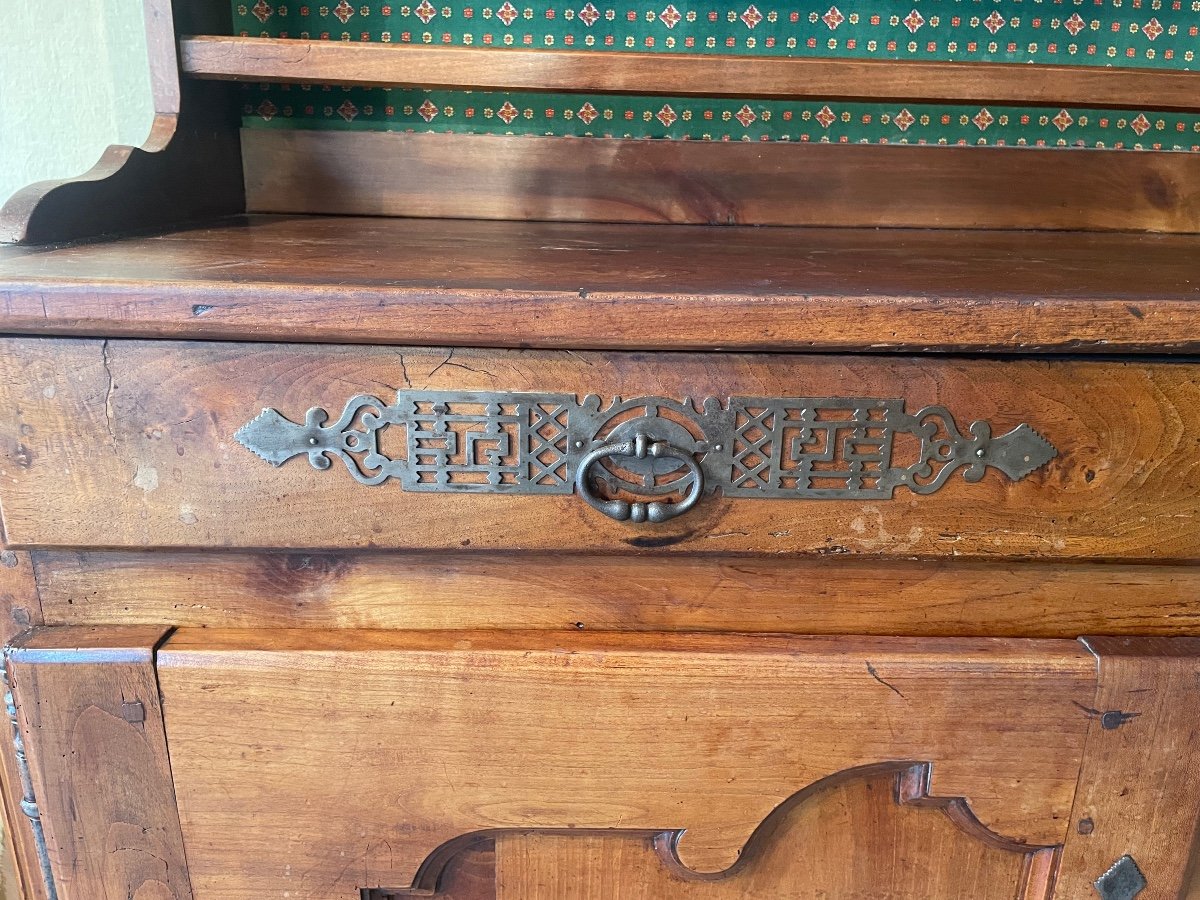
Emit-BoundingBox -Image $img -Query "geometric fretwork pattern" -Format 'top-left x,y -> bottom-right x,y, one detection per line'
236,389 -> 1057,500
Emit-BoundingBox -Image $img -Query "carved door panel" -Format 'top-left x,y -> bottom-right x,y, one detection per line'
7,627 -> 1200,900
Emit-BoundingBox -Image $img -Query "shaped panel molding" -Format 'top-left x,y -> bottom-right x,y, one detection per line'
364,765 -> 1058,899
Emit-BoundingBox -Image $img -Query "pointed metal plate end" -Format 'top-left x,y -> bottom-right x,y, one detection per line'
985,423 -> 1058,482
234,408 -> 308,466
1095,854 -> 1147,900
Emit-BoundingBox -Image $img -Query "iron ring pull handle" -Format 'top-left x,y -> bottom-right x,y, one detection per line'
575,432 -> 705,524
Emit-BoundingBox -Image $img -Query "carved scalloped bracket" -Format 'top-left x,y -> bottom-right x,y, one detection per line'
365,762 -> 1061,899
0,0 -> 243,245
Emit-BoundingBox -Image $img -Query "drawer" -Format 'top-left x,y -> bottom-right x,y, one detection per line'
1,339 -> 1198,558
8,626 -> 1200,900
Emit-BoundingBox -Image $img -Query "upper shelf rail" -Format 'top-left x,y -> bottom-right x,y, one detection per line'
181,35 -> 1200,110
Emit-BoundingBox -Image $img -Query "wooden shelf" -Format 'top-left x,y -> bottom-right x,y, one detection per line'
181,35 -> 1200,110
1,214 -> 1198,352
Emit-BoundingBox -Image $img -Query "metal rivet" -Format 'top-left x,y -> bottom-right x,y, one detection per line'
713,443 -> 724,451
308,437 -> 319,446
975,448 -> 986,457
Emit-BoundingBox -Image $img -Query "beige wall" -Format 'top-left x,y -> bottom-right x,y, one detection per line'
0,1 -> 155,207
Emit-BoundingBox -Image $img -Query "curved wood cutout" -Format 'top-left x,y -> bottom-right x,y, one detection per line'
0,0 -> 241,245
370,764 -> 1055,899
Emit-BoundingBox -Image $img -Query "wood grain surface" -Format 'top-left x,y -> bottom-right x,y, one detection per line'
181,36 -> 1200,111
427,846 -> 498,900
1,339 -> 1198,558
1055,637 -> 1200,899
28,550 -> 1200,638
3,215 -> 1198,353
243,130 -> 1200,232
494,767 -> 1050,899
157,629 -> 1093,897
6,626 -> 193,900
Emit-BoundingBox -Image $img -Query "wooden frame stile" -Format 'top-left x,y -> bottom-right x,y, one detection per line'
0,0 -> 242,246
1055,637 -> 1200,898
4,626 -> 195,900
0,551 -> 47,900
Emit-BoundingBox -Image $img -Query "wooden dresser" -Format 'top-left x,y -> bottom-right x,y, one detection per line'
1,1 -> 1199,898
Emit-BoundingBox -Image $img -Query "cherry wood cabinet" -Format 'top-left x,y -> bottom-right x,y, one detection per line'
2,0 -> 1200,898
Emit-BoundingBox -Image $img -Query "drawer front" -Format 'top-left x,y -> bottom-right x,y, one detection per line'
1,339 -> 1198,558
11,627 -> 1200,900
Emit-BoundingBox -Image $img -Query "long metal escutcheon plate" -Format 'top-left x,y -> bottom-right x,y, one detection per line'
236,392 -> 1057,524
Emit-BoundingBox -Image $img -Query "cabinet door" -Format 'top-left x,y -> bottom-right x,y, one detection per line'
8,627 -> 1200,900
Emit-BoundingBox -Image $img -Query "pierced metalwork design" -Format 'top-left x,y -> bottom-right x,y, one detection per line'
1095,855 -> 1147,900
237,390 -> 1057,523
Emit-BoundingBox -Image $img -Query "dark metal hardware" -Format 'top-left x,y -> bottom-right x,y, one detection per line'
236,390 -> 1057,524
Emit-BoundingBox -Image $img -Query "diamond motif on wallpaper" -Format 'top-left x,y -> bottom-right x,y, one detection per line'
821,6 -> 844,30
735,104 -> 757,127
497,1 -> 519,25
235,0 -> 1200,75
972,108 -> 994,131
234,0 -> 1200,151
497,101 -> 520,124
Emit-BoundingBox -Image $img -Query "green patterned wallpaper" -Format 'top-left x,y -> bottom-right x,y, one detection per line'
233,1 -> 1200,149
